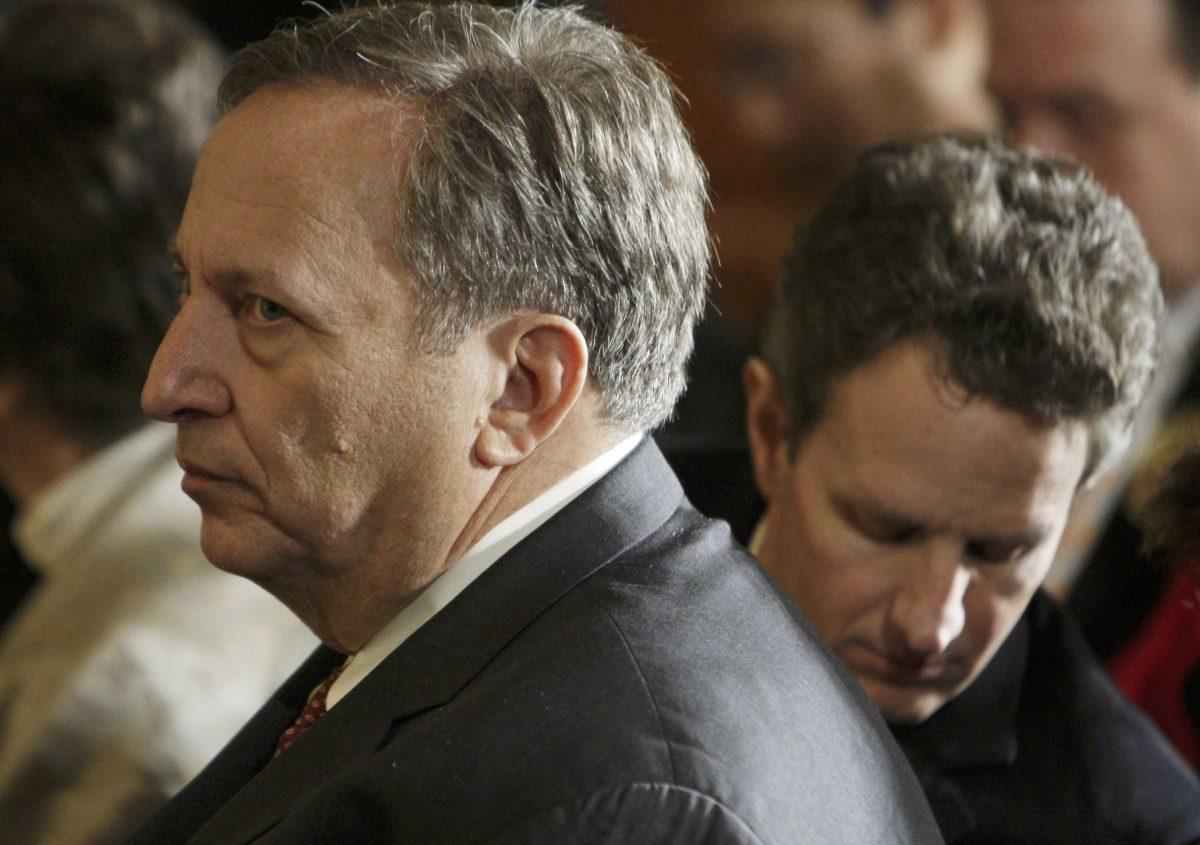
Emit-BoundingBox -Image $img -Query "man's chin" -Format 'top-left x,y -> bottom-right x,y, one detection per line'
859,676 -> 956,726
199,529 -> 254,578
198,517 -> 284,583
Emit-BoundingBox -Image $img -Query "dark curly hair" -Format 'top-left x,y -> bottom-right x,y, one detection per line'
0,0 -> 222,447
761,134 -> 1163,482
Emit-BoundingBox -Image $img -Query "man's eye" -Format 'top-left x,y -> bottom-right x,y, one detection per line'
965,540 -> 1028,566
253,296 -> 291,322
860,521 -> 920,545
846,508 -> 920,545
170,265 -> 190,301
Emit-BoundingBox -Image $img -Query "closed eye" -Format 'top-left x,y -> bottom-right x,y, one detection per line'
964,538 -> 1034,566
855,516 -> 921,545
834,495 -> 922,545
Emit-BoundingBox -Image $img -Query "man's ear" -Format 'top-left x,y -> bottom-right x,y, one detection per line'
474,315 -> 589,469
744,357 -> 793,501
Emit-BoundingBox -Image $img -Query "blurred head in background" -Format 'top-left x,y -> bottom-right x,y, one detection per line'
0,0 -> 223,502
990,0 -> 1200,303
609,0 -> 996,338
702,0 -> 994,198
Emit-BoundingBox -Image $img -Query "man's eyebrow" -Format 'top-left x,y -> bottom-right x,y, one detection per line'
210,266 -> 278,292
832,490 -> 923,530
833,489 -> 1048,550
163,249 -> 279,292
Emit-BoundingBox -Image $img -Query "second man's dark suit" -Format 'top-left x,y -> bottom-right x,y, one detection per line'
129,441 -> 940,844
893,591 -> 1200,845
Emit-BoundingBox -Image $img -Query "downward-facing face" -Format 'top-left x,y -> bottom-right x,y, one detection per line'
753,342 -> 1088,724
989,0 -> 1200,296
141,86 -> 492,605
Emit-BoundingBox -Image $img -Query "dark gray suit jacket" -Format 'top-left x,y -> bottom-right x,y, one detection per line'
128,441 -> 940,844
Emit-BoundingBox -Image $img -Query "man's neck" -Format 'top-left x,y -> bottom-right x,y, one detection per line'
299,412 -> 631,653
447,420 -> 627,565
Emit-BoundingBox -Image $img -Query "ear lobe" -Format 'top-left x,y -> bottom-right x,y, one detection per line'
474,316 -> 589,469
744,357 -> 793,501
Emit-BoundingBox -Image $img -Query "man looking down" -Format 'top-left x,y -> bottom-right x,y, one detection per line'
747,135 -> 1200,843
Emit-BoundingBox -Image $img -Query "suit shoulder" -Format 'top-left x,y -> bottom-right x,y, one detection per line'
559,506 -> 942,844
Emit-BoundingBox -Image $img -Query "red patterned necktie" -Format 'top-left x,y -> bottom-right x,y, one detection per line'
274,664 -> 345,758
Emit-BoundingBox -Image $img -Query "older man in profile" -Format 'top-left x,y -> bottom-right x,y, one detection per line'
746,135 -> 1200,843
127,4 -> 940,844
0,3 -> 316,842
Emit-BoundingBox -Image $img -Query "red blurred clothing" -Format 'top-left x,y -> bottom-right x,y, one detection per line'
1111,568 -> 1200,768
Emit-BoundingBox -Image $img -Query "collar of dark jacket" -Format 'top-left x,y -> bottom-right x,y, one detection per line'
888,605 -> 1032,842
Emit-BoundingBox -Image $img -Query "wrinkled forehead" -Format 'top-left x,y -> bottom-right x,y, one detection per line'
822,342 -> 1090,510
190,84 -> 411,228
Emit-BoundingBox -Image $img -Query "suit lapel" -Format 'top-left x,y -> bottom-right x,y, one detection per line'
190,440 -> 684,844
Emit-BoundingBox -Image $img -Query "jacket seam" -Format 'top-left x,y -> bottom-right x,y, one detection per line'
487,781 -> 767,844
577,584 -> 679,785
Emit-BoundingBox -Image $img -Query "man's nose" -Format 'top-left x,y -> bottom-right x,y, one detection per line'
141,297 -> 232,422
886,542 -> 971,659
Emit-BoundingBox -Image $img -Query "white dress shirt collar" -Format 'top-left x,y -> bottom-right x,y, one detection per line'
326,433 -> 642,709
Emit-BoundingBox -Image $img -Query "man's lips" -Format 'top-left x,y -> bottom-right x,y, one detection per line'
177,456 -> 245,492
842,642 -> 967,688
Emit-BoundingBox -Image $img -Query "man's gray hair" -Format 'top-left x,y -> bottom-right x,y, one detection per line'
762,134 -> 1162,481
219,2 -> 709,432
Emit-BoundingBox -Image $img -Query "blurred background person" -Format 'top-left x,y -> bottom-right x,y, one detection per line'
608,0 -> 996,532
0,496 -> 36,633
1110,444 -> 1200,769
610,0 -> 996,448
989,0 -> 1200,667
182,0 -> 322,50
0,2 -> 314,842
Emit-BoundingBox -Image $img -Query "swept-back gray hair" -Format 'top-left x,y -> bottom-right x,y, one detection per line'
219,2 -> 709,432
762,134 -> 1162,481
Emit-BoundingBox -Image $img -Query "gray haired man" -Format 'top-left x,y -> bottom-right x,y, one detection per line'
747,135 -> 1200,843
128,4 -> 939,843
